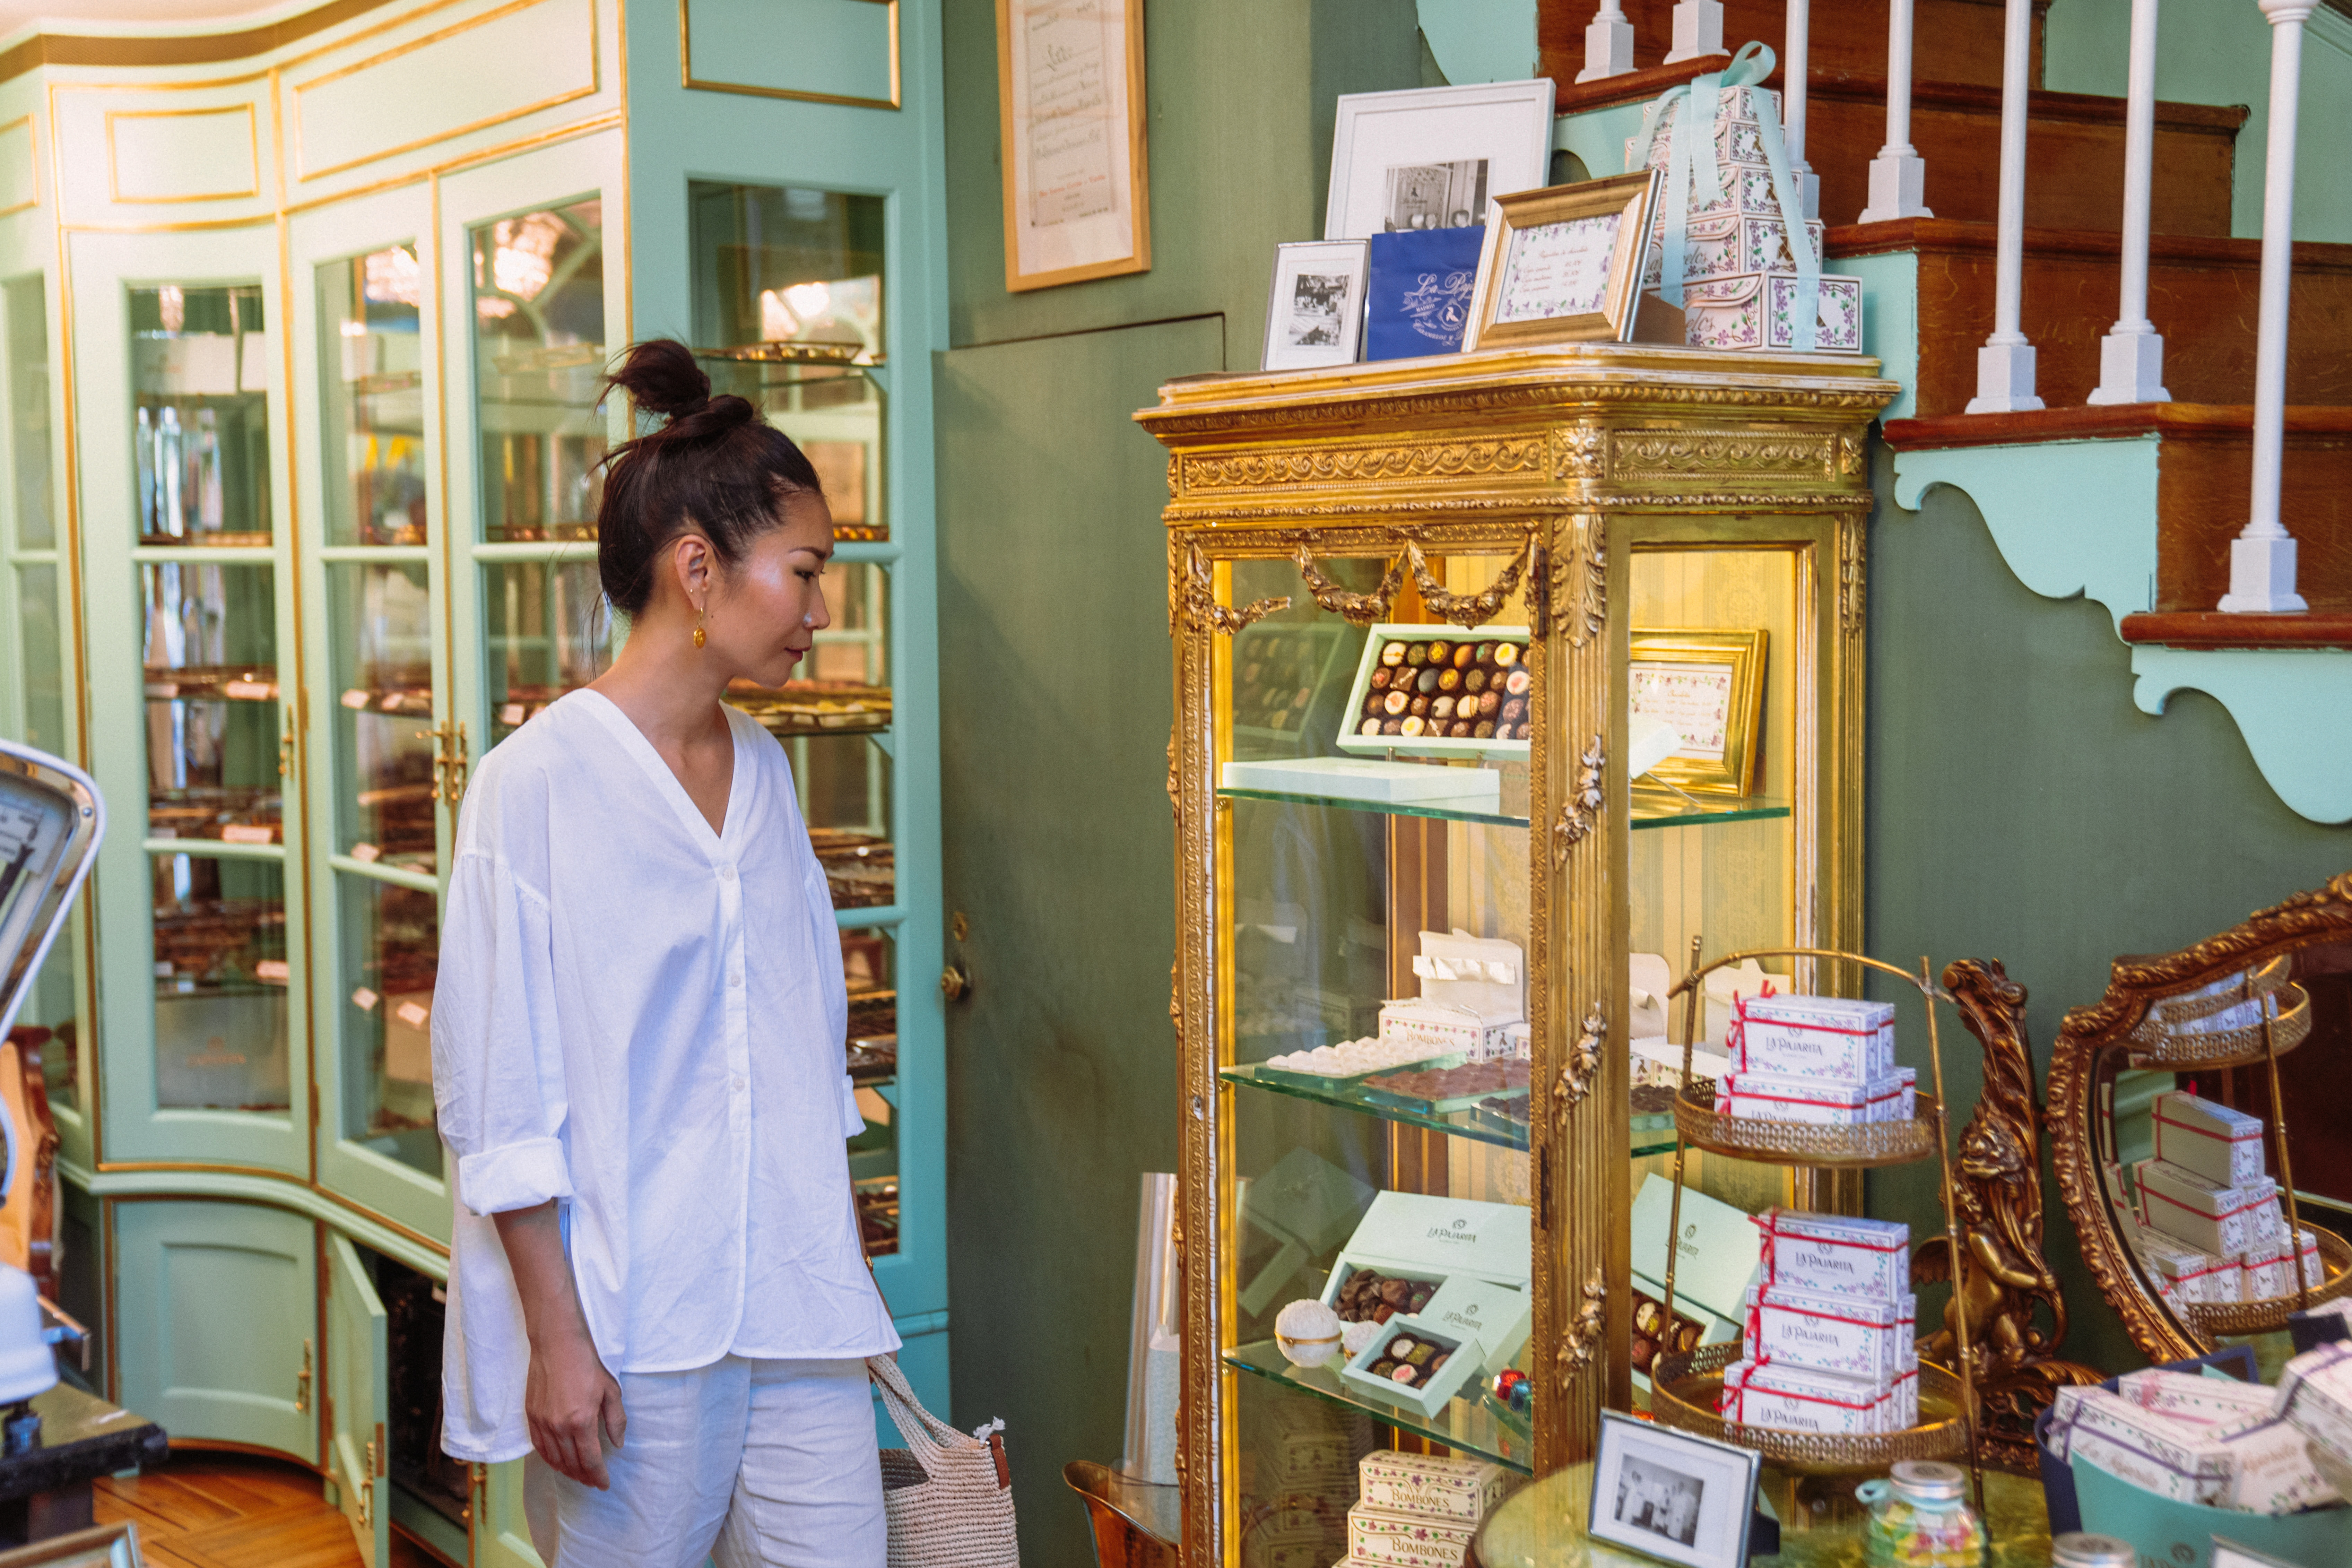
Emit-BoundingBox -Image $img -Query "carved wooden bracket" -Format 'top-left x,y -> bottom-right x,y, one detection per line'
1548,513 -> 1607,649
1180,544 -> 1290,634
1291,545 -> 1404,626
1554,1000 -> 1604,1122
1551,735 -> 1605,867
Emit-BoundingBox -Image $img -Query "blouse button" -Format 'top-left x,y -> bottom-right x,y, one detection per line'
719,864 -> 738,883
729,971 -> 744,987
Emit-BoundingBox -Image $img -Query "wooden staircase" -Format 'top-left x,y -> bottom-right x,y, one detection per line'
1541,0 -> 2350,642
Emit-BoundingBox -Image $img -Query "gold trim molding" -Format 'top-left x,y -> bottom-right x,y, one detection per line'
680,0 -> 903,111
105,104 -> 262,203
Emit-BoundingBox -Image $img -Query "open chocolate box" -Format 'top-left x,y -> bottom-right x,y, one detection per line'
1336,624 -> 1533,759
1338,1316 -> 1484,1420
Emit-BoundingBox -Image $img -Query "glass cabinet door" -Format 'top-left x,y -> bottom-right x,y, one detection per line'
293,182 -> 455,1235
71,228 -> 307,1171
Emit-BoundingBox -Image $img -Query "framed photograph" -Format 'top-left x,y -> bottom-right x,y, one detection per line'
995,0 -> 1151,292
1628,628 -> 1768,799
2212,1539 -> 2308,1568
1461,171 -> 1665,351
1589,1410 -> 1761,1568
1261,241 -> 1370,371
1324,80 -> 1556,242
0,1521 -> 144,1567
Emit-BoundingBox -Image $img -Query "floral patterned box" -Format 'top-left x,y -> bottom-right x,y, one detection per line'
1344,1501 -> 1478,1566
1682,272 -> 1863,354
1357,1449 -> 1509,1522
1643,212 -> 1826,290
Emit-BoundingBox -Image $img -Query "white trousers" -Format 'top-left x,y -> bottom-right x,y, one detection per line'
523,1355 -> 885,1568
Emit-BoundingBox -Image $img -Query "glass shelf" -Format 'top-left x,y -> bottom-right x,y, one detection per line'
1224,1340 -> 1533,1475
1216,786 -> 1789,831
1223,1065 -> 1681,1158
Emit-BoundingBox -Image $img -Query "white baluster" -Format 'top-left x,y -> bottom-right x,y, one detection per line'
1965,0 -> 2044,412
2090,0 -> 2170,404
2222,0 -> 2315,613
1578,0 -> 1635,83
1664,0 -> 1724,64
1784,0 -> 1819,219
1858,0 -> 1932,220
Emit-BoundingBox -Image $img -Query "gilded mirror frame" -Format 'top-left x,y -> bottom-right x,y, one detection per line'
2048,870 -> 2352,1363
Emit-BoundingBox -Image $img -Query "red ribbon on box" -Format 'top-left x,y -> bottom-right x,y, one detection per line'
1750,1210 -> 1907,1289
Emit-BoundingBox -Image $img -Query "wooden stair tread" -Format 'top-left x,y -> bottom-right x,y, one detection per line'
2119,611 -> 2352,648
1884,403 -> 2352,450
1831,218 -> 2352,272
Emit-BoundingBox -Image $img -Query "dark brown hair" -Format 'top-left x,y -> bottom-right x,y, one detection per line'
596,339 -> 825,618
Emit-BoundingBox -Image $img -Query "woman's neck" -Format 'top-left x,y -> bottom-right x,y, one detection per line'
589,617 -> 734,755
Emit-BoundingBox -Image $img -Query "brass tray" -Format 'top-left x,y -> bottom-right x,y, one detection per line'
1672,1082 -> 1941,1168
2181,1226 -> 2352,1339
1651,1342 -> 1970,1474
2126,982 -> 2310,1069
2131,954 -> 2292,1033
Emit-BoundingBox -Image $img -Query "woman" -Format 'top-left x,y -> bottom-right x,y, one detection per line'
432,338 -> 899,1567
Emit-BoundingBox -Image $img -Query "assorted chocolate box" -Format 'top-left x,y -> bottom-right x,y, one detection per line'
1337,625 -> 1533,759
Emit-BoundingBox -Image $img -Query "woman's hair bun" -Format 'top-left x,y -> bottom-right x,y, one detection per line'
607,337 -> 713,421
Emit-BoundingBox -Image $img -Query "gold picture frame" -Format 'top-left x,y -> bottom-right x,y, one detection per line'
995,0 -> 1152,293
1461,170 -> 1664,351
1629,628 -> 1767,799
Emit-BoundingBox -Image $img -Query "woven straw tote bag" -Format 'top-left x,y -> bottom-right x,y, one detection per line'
868,1353 -> 1020,1567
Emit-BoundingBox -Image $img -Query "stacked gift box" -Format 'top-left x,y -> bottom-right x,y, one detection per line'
1718,1209 -> 1919,1436
1711,993 -> 1917,1126
2049,1365 -> 2342,1515
1337,1450 -> 1507,1568
2130,1090 -> 2323,1310
1622,85 -> 1863,354
1377,930 -> 1527,1063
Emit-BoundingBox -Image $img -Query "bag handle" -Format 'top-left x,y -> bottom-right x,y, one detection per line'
868,1352 -> 965,1458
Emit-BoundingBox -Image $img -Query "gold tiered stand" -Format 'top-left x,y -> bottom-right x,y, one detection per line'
1647,943 -> 1986,1509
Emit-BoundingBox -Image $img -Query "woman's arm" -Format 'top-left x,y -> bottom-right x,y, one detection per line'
492,1202 -> 625,1488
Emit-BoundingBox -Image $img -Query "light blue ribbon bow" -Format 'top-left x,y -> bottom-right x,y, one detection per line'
1632,41 -> 1821,352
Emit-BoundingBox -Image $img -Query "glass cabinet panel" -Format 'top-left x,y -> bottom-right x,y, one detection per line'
132,285 -> 271,546
483,558 -> 608,745
141,562 -> 281,845
326,562 -> 436,873
150,849 -> 289,1110
9,275 -> 52,551
336,875 -> 441,1175
472,200 -> 606,542
318,246 -> 427,547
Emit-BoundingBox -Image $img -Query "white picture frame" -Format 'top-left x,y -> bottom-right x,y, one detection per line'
1588,1410 -> 1761,1568
1323,80 -> 1557,242
1261,241 -> 1370,371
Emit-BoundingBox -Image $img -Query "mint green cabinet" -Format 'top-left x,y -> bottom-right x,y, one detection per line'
324,1232 -> 390,1568
111,1199 -> 318,1463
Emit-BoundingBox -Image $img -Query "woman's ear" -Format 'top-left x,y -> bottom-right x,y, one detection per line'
671,533 -> 712,608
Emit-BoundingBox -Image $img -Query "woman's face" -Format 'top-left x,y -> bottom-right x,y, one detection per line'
705,491 -> 835,688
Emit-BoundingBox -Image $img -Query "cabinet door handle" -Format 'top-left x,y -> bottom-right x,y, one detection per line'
296,1338 -> 312,1413
278,705 -> 296,779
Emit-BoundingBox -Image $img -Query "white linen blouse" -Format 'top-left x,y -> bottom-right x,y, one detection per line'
433,689 -> 899,1464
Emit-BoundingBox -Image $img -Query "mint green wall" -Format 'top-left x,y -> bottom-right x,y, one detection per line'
1862,453 -> 2352,1374
933,2 -> 1416,1561
2043,0 -> 2352,243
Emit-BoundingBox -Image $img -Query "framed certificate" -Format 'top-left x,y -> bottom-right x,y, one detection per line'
996,0 -> 1151,292
1628,628 -> 1767,799
1462,171 -> 1664,350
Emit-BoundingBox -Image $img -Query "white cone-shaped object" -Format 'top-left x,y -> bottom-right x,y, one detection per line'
0,1265 -> 56,1406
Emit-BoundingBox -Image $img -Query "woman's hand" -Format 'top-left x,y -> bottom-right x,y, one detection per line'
524,1321 -> 626,1488
492,1200 -> 624,1488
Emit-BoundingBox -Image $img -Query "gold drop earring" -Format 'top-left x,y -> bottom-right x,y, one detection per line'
693,600 -> 707,649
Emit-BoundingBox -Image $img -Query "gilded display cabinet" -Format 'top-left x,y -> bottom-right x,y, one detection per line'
0,1 -> 951,1562
1137,344 -> 1896,1563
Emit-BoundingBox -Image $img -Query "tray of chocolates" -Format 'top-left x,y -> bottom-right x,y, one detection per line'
1329,1267 -> 1440,1325
1338,1318 -> 1482,1417
1471,1093 -> 1531,1140
1359,1057 -> 1532,1115
1359,1327 -> 1457,1390
1337,624 -> 1533,759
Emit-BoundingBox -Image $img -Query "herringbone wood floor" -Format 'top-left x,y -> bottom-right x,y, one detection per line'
93,1455 -> 440,1568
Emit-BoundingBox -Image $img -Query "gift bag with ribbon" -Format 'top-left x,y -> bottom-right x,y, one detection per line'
1622,43 -> 1862,354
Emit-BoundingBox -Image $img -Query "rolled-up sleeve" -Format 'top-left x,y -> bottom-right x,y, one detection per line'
433,847 -> 573,1217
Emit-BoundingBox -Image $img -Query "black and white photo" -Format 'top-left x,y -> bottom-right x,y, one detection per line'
1324,81 -> 1555,241
1589,1412 -> 1761,1568
1260,240 -> 1370,371
1382,159 -> 1487,232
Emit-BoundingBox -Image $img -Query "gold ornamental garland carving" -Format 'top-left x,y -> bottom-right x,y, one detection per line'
1180,436 -> 1548,494
1556,1269 -> 1607,1392
1551,735 -> 1605,868
1178,544 -> 1289,635
1545,513 -> 1607,649
1291,546 -> 1404,626
1554,1000 -> 1605,1119
1407,538 -> 1532,629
